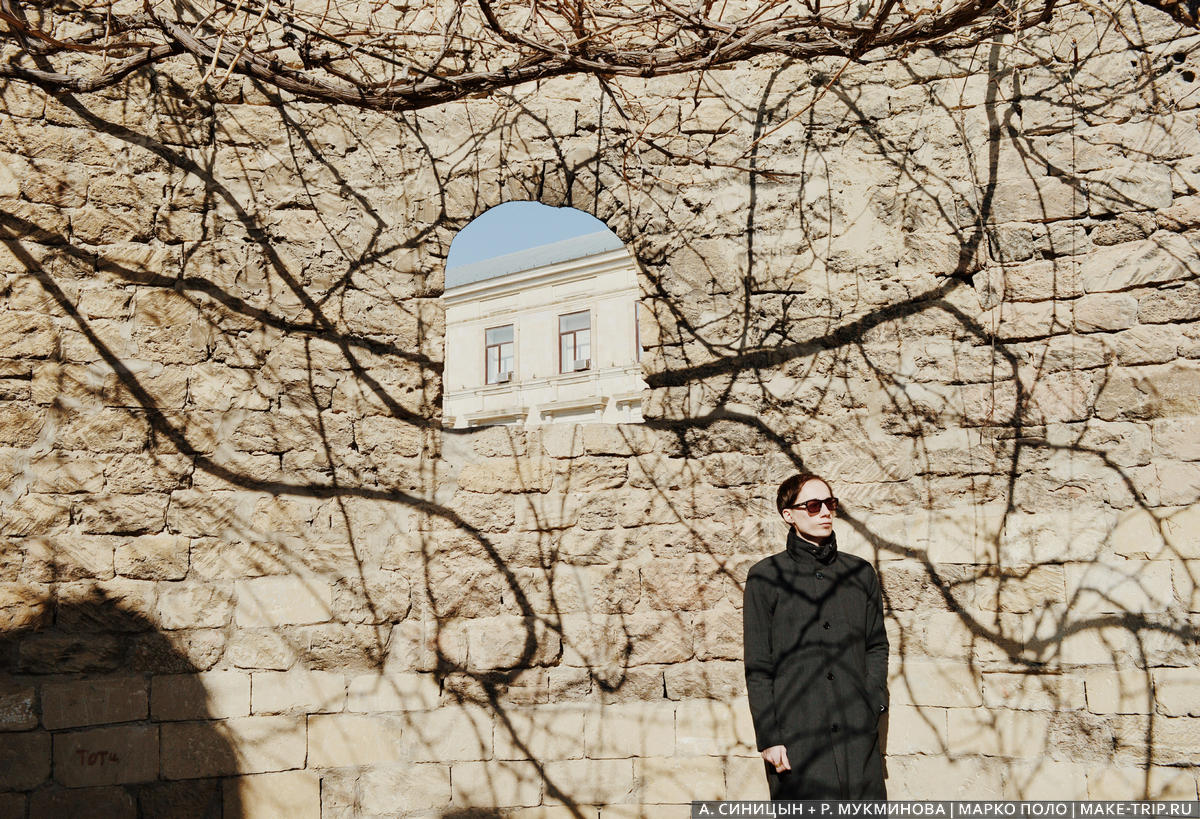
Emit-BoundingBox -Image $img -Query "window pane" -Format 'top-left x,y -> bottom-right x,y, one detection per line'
576,331 -> 590,363
486,325 -> 513,345
500,343 -> 513,374
561,334 -> 574,370
559,311 -> 589,333
487,346 -> 500,382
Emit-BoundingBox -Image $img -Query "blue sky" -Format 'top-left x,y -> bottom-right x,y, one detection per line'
446,202 -> 613,268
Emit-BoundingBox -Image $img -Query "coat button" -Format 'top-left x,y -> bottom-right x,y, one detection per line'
832,724 -> 840,733
826,672 -> 834,680
815,571 -> 824,579
823,621 -> 831,629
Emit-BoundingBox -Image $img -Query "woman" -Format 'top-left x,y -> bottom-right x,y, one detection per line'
742,472 -> 889,799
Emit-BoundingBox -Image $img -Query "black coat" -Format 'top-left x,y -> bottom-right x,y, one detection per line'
743,529 -> 889,799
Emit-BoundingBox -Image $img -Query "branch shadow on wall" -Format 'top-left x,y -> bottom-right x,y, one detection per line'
3,2 -> 1200,811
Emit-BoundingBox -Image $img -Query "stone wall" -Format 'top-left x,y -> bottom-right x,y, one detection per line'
2,0 -> 1200,814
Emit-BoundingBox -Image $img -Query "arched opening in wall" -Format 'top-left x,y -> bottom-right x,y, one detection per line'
441,202 -> 648,428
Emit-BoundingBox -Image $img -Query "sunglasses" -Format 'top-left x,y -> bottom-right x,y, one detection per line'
792,497 -> 838,515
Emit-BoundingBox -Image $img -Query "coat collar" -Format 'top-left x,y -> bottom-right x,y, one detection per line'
786,527 -> 838,566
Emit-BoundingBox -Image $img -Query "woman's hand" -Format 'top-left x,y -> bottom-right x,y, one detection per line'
761,745 -> 791,773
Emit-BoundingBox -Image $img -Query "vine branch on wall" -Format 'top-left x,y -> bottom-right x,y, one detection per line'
0,0 -> 1195,111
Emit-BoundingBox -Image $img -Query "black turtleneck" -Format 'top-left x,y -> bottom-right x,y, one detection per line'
786,527 -> 838,565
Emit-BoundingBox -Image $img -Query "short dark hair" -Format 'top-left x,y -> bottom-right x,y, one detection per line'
777,472 -> 832,517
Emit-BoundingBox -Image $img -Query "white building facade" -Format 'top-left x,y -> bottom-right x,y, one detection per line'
442,231 -> 647,427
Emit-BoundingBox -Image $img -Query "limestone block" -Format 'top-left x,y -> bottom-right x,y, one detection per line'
1056,614 -> 1139,666
725,754 -> 771,800
0,682 -> 36,731
1082,233 -> 1200,293
251,670 -> 344,715
1109,506 -> 1200,559
1173,560 -> 1200,612
641,557 -> 739,612
346,672 -> 441,713
53,724 -> 158,786
405,705 -> 494,762
307,713 -> 408,767
466,615 -> 561,671
228,770 -> 321,819
1152,418 -> 1200,461
386,619 -> 464,673
28,785 -> 135,819
1086,764 -> 1199,799
0,312 -> 58,359
1138,281 -> 1200,324
458,458 -> 553,494
635,755 -> 725,803
0,730 -> 49,790
947,707 -> 1052,758
357,763 -> 453,814
1101,325 -> 1184,366
53,407 -> 149,452
988,175 -> 1086,224
22,534 -> 116,581
542,758 -> 636,805
227,628 -> 295,671
234,576 -> 332,627
1157,460 -> 1200,506
1087,162 -> 1175,215
1005,759 -> 1090,799
27,450 -> 107,494
980,300 -> 1071,340
1133,716 -> 1200,765
548,666 -> 593,701
1052,420 -> 1154,470
0,405 -> 44,448
42,677 -> 147,730
161,716 -> 306,778
674,697 -> 756,756
552,457 -> 629,492
975,565 -> 1066,613
665,659 -> 744,701
493,705 -> 588,761
1073,293 -> 1139,332
0,494 -> 70,536
1152,667 -> 1200,716
355,415 -> 424,456
330,571 -> 411,625
451,759 -> 543,808
151,672 -> 251,721
1063,559 -> 1173,614
1095,361 -> 1200,421
584,702 -> 675,759
615,612 -> 694,667
907,507 -> 1005,563
890,661 -> 983,708
883,754 -> 1004,799
114,534 -> 189,580
582,424 -> 663,456
76,493 -> 169,535
157,582 -> 234,630
981,671 -> 1085,711
186,363 -> 271,412
884,705 -> 948,755
291,623 -> 389,671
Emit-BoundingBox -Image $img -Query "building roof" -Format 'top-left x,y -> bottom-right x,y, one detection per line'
445,230 -> 626,290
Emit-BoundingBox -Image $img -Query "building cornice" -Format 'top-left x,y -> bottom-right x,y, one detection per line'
442,248 -> 635,305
